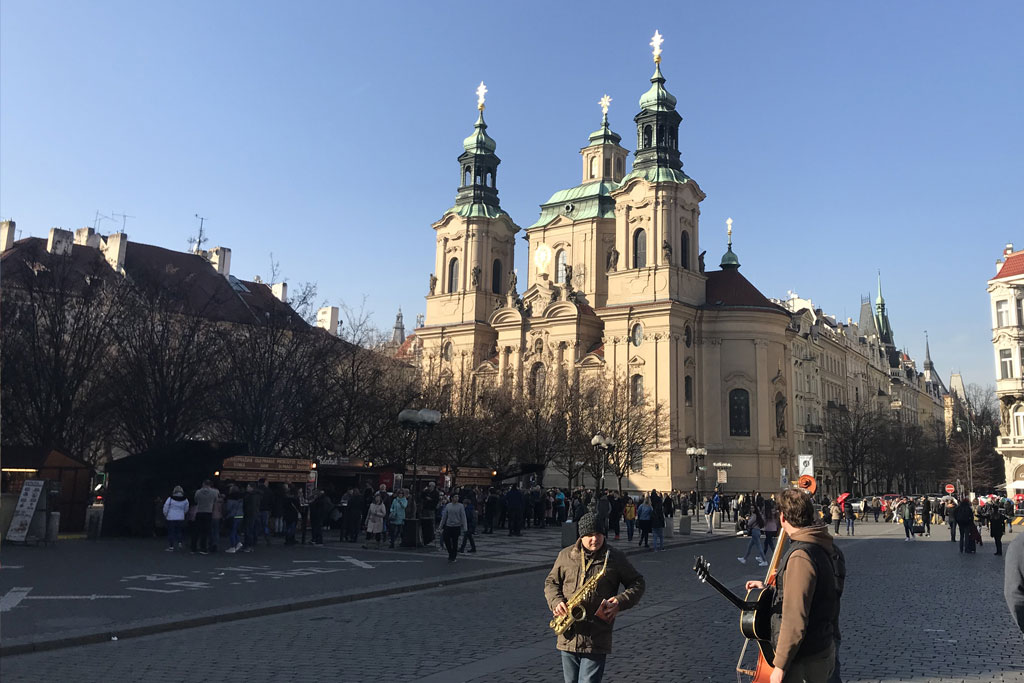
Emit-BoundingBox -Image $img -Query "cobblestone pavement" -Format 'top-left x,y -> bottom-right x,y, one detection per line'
1,520 -> 1020,682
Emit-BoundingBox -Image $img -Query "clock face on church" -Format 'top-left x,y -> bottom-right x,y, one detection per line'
534,244 -> 552,273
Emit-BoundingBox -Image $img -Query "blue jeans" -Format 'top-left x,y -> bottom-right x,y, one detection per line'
561,651 -> 606,683
625,519 -> 634,541
742,528 -> 766,562
846,517 -> 855,535
229,517 -> 242,547
167,520 -> 184,547
652,527 -> 664,550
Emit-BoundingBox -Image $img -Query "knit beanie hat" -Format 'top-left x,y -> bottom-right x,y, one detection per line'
577,512 -> 602,538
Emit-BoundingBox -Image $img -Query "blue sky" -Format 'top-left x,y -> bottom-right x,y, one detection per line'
2,1 -> 1021,390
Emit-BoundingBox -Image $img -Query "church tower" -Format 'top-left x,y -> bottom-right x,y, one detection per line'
421,83 -> 520,387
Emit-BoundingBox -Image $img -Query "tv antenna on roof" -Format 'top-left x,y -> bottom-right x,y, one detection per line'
188,214 -> 208,254
112,211 -> 134,232
93,210 -> 114,231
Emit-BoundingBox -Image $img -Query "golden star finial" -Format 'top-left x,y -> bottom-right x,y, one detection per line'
599,94 -> 612,116
476,81 -> 487,110
650,30 -> 664,63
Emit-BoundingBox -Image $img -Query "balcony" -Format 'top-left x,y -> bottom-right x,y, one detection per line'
805,424 -> 824,434
998,436 -> 1024,450
996,377 -> 1024,397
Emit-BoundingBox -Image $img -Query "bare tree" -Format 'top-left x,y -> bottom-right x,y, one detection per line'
588,373 -> 665,492
826,401 -> 884,496
1,246 -> 126,462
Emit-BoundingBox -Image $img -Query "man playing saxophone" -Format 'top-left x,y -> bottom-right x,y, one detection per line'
544,511 -> 645,683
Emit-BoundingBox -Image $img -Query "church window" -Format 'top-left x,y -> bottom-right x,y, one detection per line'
486,171 -> 493,188
604,158 -> 611,177
463,166 -> 471,186
492,259 -> 503,294
729,389 -> 751,437
684,325 -> 693,348
530,363 -> 547,399
442,342 -> 453,362
615,157 -> 623,180
1000,348 -> 1014,379
1017,298 -> 1023,326
589,157 -> 597,179
680,231 -> 690,270
633,229 -> 647,268
447,257 -> 460,294
684,375 -> 693,406
630,323 -> 643,347
643,125 -> 652,148
997,299 -> 1009,327
555,249 -> 568,284
631,374 -> 645,405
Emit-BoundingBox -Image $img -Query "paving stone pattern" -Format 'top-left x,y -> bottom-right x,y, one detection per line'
1,522 -> 1021,682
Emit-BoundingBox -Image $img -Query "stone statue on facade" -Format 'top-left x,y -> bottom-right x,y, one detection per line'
508,270 -> 518,293
606,247 -> 619,273
698,250 -> 706,273
662,240 -> 672,265
471,265 -> 481,288
429,273 -> 437,295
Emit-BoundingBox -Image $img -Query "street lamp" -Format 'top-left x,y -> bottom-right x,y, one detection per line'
956,420 -> 974,496
398,408 -> 441,547
591,434 -> 616,491
686,446 -> 708,505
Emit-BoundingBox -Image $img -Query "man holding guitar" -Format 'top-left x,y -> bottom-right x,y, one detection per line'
744,489 -> 845,683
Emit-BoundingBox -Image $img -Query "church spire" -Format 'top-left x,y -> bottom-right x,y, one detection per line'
873,271 -> 895,347
454,82 -> 501,210
392,308 -> 405,346
720,217 -> 740,270
924,331 -> 934,371
633,30 -> 682,173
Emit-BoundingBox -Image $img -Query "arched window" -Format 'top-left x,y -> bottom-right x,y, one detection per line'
684,375 -> 693,406
589,157 -> 597,179
657,126 -> 665,145
447,257 -> 460,294
631,374 -> 645,405
729,389 -> 751,437
643,125 -> 652,148
530,363 -> 547,399
684,325 -> 693,347
775,393 -> 786,437
680,230 -> 690,270
442,342 -> 453,361
615,157 -> 623,179
604,158 -> 611,177
463,166 -> 471,186
491,259 -> 502,294
633,229 -> 647,269
485,171 -> 493,187
555,249 -> 568,284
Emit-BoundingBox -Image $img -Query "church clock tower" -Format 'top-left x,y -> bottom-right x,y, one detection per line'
421,83 -> 521,388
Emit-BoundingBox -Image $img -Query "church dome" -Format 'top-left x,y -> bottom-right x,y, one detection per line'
463,110 -> 496,154
638,63 -> 677,112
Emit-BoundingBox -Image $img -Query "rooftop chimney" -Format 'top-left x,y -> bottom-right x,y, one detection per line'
317,306 -> 340,336
271,282 -> 288,303
74,227 -> 101,248
0,220 -> 14,253
46,227 -> 73,255
207,246 -> 231,276
100,232 -> 128,274
1006,243 -> 1015,257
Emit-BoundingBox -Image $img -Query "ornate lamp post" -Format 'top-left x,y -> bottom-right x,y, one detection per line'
398,408 -> 441,547
591,434 -> 616,491
686,446 -> 708,506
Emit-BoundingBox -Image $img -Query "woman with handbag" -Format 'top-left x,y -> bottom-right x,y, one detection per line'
363,493 -> 387,550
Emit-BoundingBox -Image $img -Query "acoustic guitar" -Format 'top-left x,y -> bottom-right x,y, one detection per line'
692,555 -> 776,668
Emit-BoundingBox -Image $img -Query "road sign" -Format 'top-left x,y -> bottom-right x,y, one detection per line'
945,483 -> 955,494
5,480 -> 45,543
797,455 -> 814,478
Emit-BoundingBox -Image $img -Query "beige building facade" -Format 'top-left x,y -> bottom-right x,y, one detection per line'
415,43 -> 795,494
989,243 -> 1024,496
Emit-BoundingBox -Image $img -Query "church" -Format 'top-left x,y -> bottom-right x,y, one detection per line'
414,33 -> 795,494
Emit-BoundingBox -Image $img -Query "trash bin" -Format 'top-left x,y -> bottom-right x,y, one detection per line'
713,510 -> 722,529
46,512 -> 61,543
86,505 -> 104,540
664,517 -> 675,537
678,516 -> 691,535
561,521 -> 578,547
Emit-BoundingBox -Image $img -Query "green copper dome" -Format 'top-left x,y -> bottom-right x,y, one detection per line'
586,113 -> 622,147
720,245 -> 740,270
463,110 -> 496,154
638,62 -> 677,112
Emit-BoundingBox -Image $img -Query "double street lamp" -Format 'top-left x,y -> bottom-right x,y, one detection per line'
398,408 -> 441,547
686,446 -> 708,502
591,434 -> 616,491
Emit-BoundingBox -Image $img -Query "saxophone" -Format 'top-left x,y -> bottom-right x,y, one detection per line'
549,557 -> 608,635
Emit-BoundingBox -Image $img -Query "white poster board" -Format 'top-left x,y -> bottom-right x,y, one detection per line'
797,454 -> 814,478
6,480 -> 45,542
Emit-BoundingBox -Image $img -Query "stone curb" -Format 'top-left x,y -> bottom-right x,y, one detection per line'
0,531 -> 731,657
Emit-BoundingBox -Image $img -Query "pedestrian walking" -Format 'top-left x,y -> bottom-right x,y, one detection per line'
623,496 -> 636,542
763,505 -> 779,556
920,496 -> 932,537
830,501 -> 841,536
363,493 -> 386,549
460,498 -> 477,554
650,495 -> 665,552
637,496 -> 653,548
1006,534 -> 1024,633
945,499 -> 958,542
898,497 -> 916,541
544,512 -> 645,683
505,484 -> 525,537
990,505 -> 1008,556
704,495 -> 716,534
388,488 -> 408,548
954,498 -> 975,554
256,478 -> 272,546
738,504 -> 768,567
309,489 -> 332,546
607,492 -> 622,541
439,494 -> 468,563
162,486 -> 189,551
242,483 -> 260,552
845,501 -> 855,536
283,485 -> 300,546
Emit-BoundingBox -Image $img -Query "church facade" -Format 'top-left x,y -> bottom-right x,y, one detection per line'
415,38 -> 795,493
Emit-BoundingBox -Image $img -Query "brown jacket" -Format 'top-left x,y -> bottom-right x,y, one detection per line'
543,539 -> 645,654
772,525 -> 841,671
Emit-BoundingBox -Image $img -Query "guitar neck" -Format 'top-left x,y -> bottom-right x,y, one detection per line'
701,572 -> 753,611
